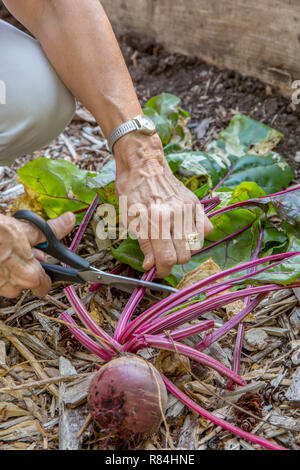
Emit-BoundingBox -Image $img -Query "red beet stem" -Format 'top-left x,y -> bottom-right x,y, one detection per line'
60,313 -> 114,361
65,286 -> 121,353
191,223 -> 253,257
195,294 -> 265,351
227,227 -> 265,390
165,319 -> 214,341
69,195 -> 100,252
62,195 -> 119,354
141,334 -> 247,386
120,252 -> 299,343
227,323 -> 245,391
163,375 -> 286,450
114,267 -> 156,341
134,286 -> 290,338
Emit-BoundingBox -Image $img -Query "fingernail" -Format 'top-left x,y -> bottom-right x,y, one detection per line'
143,254 -> 153,269
61,212 -> 75,227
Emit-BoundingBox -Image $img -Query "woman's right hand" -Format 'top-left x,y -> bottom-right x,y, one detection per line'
0,212 -> 75,298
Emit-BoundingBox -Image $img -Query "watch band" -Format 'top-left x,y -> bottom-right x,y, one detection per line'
108,119 -> 139,152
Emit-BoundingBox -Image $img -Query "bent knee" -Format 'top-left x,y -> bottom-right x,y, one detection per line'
0,20 -> 76,165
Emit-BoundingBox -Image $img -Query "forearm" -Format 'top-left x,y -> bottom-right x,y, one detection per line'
3,0 -> 213,280
3,0 -> 142,137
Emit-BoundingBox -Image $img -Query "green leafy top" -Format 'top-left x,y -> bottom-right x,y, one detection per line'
216,114 -> 283,156
17,158 -> 117,223
143,93 -> 192,153
166,114 -> 292,194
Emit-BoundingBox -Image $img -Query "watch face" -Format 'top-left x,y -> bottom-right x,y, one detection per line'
138,115 -> 157,134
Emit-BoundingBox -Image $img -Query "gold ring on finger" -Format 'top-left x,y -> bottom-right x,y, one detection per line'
187,233 -> 201,246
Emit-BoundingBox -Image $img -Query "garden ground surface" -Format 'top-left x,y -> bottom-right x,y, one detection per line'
0,6 -> 299,450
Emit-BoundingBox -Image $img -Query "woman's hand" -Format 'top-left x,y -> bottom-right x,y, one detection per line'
115,133 -> 213,278
0,212 -> 75,298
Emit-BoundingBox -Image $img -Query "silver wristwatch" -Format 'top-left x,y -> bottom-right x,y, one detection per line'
108,115 -> 157,152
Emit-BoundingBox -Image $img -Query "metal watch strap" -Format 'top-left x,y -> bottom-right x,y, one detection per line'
108,120 -> 139,152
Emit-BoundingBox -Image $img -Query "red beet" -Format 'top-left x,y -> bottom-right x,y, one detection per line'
88,355 -> 168,441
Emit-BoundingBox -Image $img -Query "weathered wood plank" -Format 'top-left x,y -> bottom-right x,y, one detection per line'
286,366 -> 300,407
101,0 -> 300,97
58,357 -> 87,450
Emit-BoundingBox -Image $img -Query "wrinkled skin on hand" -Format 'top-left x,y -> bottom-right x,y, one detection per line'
114,133 -> 213,278
0,212 -> 75,299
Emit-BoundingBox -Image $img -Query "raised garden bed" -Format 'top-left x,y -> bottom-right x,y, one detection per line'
0,4 -> 300,451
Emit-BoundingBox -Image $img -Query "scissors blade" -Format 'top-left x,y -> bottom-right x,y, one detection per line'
78,267 -> 178,294
105,284 -> 163,302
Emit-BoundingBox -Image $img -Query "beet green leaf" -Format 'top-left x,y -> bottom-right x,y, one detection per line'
166,115 -> 292,194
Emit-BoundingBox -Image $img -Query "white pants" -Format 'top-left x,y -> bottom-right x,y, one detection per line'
0,20 -> 76,166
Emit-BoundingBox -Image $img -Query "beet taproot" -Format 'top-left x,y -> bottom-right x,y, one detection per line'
88,355 -> 168,441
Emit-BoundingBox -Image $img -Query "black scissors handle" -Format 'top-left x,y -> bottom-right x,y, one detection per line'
40,263 -> 86,284
13,210 -> 90,283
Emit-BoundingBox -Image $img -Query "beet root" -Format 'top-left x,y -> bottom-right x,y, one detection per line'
88,355 -> 168,441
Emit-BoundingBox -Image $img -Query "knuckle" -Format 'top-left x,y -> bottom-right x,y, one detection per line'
162,251 -> 177,266
27,265 -> 42,288
178,252 -> 191,265
191,193 -> 201,205
32,284 -> 50,298
158,208 -> 169,223
172,201 -> 183,212
139,239 -> 152,254
174,203 -> 186,220
151,204 -> 167,218
195,201 -> 205,216
4,288 -> 21,299
149,204 -> 159,216
115,181 -> 121,196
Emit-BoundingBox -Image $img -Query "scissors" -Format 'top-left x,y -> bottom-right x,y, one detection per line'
13,210 -> 177,296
